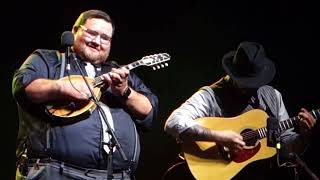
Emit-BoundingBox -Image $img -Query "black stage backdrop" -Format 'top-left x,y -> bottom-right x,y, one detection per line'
1,1 -> 319,179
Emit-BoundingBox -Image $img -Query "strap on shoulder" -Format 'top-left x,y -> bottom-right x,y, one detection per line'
56,51 -> 66,78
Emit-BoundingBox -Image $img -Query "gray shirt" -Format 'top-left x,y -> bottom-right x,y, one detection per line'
165,77 -> 300,148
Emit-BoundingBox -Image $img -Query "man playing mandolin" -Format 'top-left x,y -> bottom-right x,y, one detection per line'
13,9 -> 159,179
164,41 -> 316,180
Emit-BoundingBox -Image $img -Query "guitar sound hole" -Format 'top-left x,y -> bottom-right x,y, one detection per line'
69,102 -> 76,109
67,101 -> 88,110
241,129 -> 258,147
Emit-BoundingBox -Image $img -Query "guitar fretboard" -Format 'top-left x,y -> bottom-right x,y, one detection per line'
256,109 -> 320,139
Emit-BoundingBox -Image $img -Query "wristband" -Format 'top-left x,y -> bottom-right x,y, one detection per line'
120,86 -> 131,100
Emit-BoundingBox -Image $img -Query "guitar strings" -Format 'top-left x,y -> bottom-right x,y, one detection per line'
240,110 -> 320,141
241,130 -> 260,141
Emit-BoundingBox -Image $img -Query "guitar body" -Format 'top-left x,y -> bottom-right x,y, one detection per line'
46,75 -> 102,118
182,109 -> 276,180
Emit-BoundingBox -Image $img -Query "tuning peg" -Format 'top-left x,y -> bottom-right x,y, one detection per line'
157,65 -> 160,69
165,63 -> 168,66
153,67 -> 156,70
161,64 -> 164,68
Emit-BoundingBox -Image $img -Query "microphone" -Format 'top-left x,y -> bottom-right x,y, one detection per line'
61,31 -> 74,59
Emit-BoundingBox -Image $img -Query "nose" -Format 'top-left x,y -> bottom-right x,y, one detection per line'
91,35 -> 102,45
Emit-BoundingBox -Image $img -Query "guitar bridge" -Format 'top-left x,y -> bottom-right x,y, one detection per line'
218,145 -> 231,161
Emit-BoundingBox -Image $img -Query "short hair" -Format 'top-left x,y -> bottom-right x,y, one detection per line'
73,9 -> 115,35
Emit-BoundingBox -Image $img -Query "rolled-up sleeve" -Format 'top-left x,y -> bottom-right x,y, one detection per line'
129,72 -> 159,130
164,88 -> 217,138
12,53 -> 49,110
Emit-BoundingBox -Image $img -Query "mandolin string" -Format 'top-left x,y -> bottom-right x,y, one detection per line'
92,62 -> 132,88
67,75 -> 92,99
78,54 -> 160,88
65,59 -> 136,97
93,76 -> 102,87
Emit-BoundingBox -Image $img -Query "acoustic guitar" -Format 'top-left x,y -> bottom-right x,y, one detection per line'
182,108 -> 319,180
46,53 -> 170,119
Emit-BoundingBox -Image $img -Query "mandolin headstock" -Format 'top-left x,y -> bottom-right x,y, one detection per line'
138,53 -> 171,70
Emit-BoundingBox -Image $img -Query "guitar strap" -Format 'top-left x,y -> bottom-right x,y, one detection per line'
44,51 -> 65,156
15,50 -> 64,173
44,51 -> 66,158
56,51 -> 66,78
97,102 -> 115,154
128,120 -> 139,174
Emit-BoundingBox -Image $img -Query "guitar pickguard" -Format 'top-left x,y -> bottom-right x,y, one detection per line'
231,142 -> 261,163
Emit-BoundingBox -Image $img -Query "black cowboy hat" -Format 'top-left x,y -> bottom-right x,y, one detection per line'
222,41 -> 276,88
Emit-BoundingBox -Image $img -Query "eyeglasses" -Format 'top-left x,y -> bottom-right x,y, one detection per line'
79,25 -> 112,45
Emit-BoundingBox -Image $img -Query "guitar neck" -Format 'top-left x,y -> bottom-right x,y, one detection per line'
92,61 -> 142,87
257,109 -> 320,139
89,53 -> 170,87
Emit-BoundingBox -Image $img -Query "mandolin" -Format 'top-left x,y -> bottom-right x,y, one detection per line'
46,53 -> 170,119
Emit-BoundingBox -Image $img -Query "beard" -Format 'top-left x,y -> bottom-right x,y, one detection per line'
73,41 -> 110,64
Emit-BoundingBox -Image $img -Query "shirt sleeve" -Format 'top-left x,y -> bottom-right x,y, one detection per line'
164,88 -> 217,138
275,89 -> 299,143
12,52 -> 49,111
275,89 -> 289,121
128,72 -> 159,131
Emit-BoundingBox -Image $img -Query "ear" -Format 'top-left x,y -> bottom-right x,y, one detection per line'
72,26 -> 79,33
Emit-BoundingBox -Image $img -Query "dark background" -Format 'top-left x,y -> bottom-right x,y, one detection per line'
1,1 -> 319,179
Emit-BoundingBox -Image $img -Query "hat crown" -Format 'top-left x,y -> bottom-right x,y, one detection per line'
232,41 -> 266,77
221,41 -> 276,88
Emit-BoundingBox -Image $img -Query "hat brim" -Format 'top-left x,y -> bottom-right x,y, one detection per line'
222,51 -> 276,88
